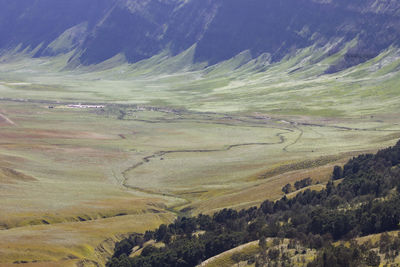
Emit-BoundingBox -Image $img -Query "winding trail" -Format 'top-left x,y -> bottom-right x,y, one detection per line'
2,97 -> 400,211
120,108 -> 400,133
122,131 -> 289,181
114,106 -> 400,211
283,125 -> 304,152
120,130 -> 290,213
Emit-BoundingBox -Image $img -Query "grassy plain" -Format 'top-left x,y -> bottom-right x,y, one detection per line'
0,45 -> 400,265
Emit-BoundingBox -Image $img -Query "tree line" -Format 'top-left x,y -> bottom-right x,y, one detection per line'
107,140 -> 400,267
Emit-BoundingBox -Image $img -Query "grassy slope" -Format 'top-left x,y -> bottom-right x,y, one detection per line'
0,213 -> 175,266
1,45 -> 400,116
199,232 -> 400,267
199,238 -> 317,267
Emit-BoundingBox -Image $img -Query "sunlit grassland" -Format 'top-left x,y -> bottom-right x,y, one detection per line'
199,240 -> 261,267
0,44 -> 400,265
0,213 -> 175,266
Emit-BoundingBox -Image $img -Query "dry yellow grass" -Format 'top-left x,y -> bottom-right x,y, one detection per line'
199,241 -> 260,267
199,238 -> 317,267
0,212 -> 175,266
189,156 -> 349,214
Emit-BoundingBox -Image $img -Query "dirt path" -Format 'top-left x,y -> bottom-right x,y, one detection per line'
120,129 -> 290,188
0,110 -> 15,125
283,125 -> 303,152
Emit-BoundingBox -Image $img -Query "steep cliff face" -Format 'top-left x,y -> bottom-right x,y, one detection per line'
77,0 -> 220,64
0,0 -> 399,70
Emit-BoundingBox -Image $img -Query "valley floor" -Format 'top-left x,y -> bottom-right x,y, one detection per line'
1,48 -> 400,265
0,98 -> 399,266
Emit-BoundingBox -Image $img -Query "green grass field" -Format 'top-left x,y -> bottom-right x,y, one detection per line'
1,45 -> 400,265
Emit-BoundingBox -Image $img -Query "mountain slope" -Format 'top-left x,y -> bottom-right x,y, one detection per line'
0,0 -> 113,53
0,0 -> 400,72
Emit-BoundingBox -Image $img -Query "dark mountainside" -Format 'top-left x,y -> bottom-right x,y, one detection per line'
1,0 -> 400,71
0,0 -> 114,54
